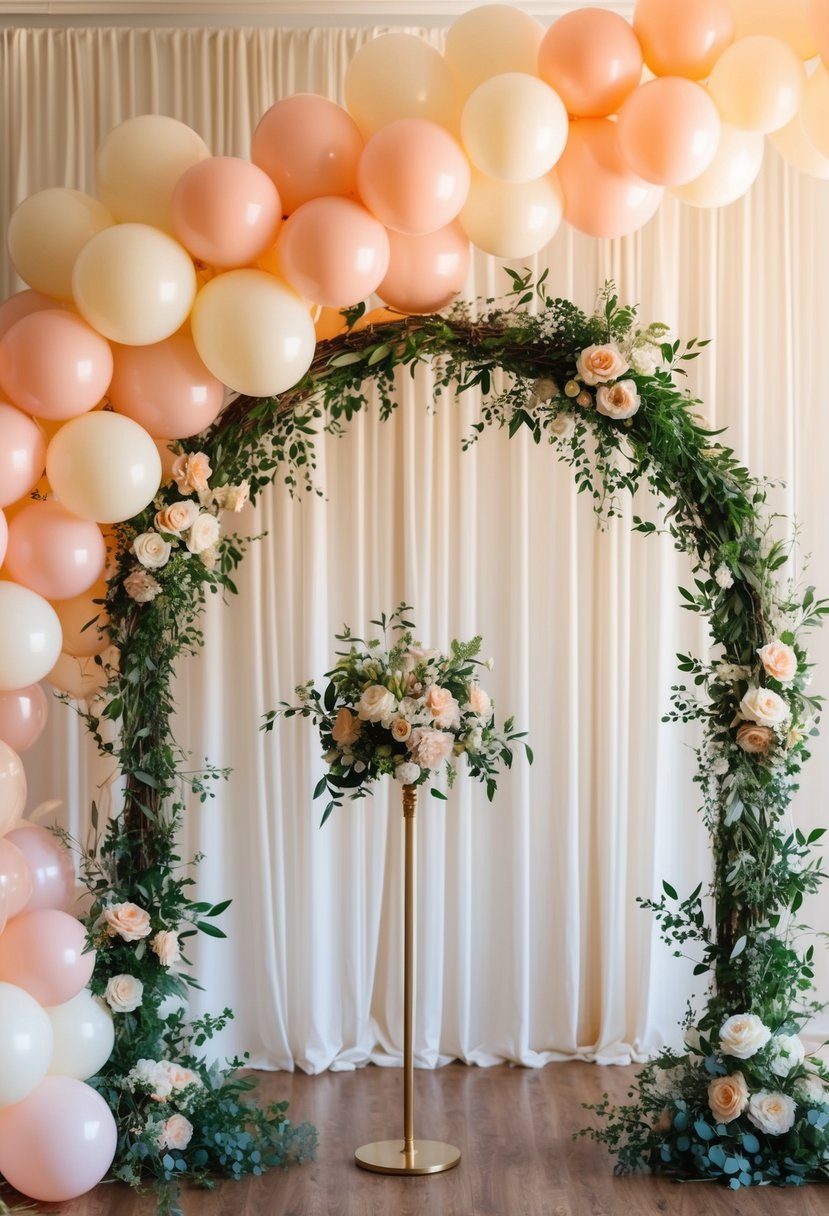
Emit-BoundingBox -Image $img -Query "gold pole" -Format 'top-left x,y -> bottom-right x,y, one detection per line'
354,783 -> 461,1176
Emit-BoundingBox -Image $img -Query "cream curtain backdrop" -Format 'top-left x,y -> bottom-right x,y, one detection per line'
2,21 -> 829,1073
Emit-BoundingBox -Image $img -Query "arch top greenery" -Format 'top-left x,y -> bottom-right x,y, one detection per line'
74,274 -> 828,1206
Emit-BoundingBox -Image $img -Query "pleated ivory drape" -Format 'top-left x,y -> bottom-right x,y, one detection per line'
2,21 -> 829,1073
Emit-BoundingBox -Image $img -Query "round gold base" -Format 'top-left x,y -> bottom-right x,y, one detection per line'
354,1139 -> 461,1175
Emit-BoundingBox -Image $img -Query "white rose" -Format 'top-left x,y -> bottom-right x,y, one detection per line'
528,377 -> 558,404
740,686 -> 791,728
105,974 -> 144,1013
719,1012 -> 772,1059
186,512 -> 221,555
549,411 -> 575,440
396,762 -> 421,785
651,1064 -> 685,1099
716,661 -> 752,683
768,1033 -> 805,1077
714,564 -> 734,590
628,343 -> 660,376
133,531 -> 172,570
356,684 -> 397,723
747,1091 -> 797,1136
796,1073 -> 828,1105
130,1058 -> 173,1100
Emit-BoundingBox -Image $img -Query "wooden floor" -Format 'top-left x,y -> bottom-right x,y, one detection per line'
14,1062 -> 829,1216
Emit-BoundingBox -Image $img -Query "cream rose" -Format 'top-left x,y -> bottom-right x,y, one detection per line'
595,380 -> 640,421
332,707 -> 361,746
391,718 -> 412,743
425,685 -> 460,729
104,901 -> 152,942
576,343 -> 629,385
133,531 -> 172,570
151,930 -> 181,968
172,451 -> 212,495
747,1091 -> 797,1136
549,411 -> 576,439
719,1012 -> 771,1059
796,1073 -> 828,1105
395,761 -> 421,785
707,1072 -> 749,1124
218,482 -> 250,513
736,723 -> 775,754
124,570 -> 162,604
629,343 -> 660,376
768,1033 -> 805,1077
155,500 -> 199,535
356,685 -> 397,723
186,512 -> 221,555
528,377 -> 558,404
130,1058 -> 173,1100
467,684 -> 492,717
408,727 -> 454,769
105,973 -> 144,1013
160,1113 -> 193,1151
740,686 -> 791,728
758,640 -> 798,684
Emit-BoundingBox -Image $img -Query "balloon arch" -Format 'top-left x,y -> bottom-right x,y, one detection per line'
1,0 -> 829,1207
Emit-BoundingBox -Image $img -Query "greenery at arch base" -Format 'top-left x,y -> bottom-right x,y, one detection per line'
59,275 -> 829,1210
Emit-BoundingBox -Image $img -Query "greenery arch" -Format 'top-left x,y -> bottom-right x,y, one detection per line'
71,276 -> 828,1205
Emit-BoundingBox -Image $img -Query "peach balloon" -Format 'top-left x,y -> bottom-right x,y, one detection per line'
6,825 -> 74,913
0,508 -> 6,567
5,501 -> 105,602
558,119 -> 663,238
708,35 -> 804,134
72,223 -> 197,347
314,306 -> 349,341
0,739 -> 26,835
155,439 -> 180,484
537,9 -> 643,119
52,579 -> 109,658
344,33 -> 460,139
7,189 -> 115,303
774,106 -> 829,179
670,122 -> 764,206
172,156 -> 282,268
728,0 -> 817,60
352,307 -> 403,331
0,684 -> 49,753
251,94 -> 365,215
617,78 -> 721,186
276,197 -> 390,308
108,330 -> 225,440
0,401 -> 46,507
802,64 -> 829,159
445,4 -> 546,97
813,0 -> 829,67
358,119 -> 470,235
0,909 -> 94,1005
45,651 -> 110,701
460,171 -> 564,259
0,310 -> 113,421
96,113 -> 209,233
377,223 -> 470,314
461,74 -> 569,183
633,0 -> 735,79
0,289 -> 72,343
0,584 -> 63,691
46,412 -> 162,524
0,838 -> 33,919
0,1075 -> 117,1202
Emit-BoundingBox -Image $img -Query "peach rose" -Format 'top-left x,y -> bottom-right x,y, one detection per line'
391,718 -> 412,742
124,570 -> 162,604
155,500 -> 199,535
408,728 -> 454,769
356,685 -> 397,723
160,1113 -> 193,1151
467,684 -> 492,717
172,451 -> 212,495
576,343 -> 629,385
740,686 -> 790,728
758,640 -> 797,684
332,707 -> 361,746
708,1072 -> 749,1123
596,380 -> 640,421
105,973 -> 144,1013
425,685 -> 460,729
164,1062 -> 201,1091
104,901 -> 152,942
151,930 -> 181,967
576,391 -> 593,408
133,531 -> 172,570
736,723 -> 774,754
186,512 -> 221,555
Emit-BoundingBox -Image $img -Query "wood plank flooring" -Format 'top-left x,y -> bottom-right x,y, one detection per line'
12,1062 -> 829,1216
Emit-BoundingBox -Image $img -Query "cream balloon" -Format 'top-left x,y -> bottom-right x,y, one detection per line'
46,412 -> 161,524
0,982 -> 53,1109
771,110 -> 829,179
45,652 -> 109,701
670,122 -> 764,207
47,989 -> 115,1081
460,171 -> 564,258
96,114 -> 209,233
344,33 -> 460,139
0,584 -> 63,693
191,270 -> 316,397
0,739 -> 26,833
726,0 -> 817,60
7,190 -> 115,303
708,35 -> 804,134
72,223 -> 197,347
461,74 -> 569,184
444,5 -> 545,97
801,65 -> 829,160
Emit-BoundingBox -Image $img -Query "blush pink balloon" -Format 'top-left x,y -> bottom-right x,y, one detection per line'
172,156 -> 283,268
0,739 -> 26,835
108,330 -> 225,440
633,0 -> 735,80
0,310 -> 113,421
0,838 -> 33,918
0,401 -> 47,508
5,824 -> 75,912
252,93 -> 365,215
538,9 -> 643,118
5,500 -> 106,601
0,289 -> 71,343
276,197 -> 390,308
558,118 -> 663,238
0,1075 -> 116,1202
0,507 -> 6,567
377,222 -> 470,314
0,908 -> 94,1005
617,78 -> 721,185
0,684 -> 49,753
358,118 -> 471,235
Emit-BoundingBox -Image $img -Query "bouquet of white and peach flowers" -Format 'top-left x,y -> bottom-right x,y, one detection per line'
266,604 -> 531,824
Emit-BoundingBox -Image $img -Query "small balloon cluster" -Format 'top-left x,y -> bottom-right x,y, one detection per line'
0,746 -> 117,1203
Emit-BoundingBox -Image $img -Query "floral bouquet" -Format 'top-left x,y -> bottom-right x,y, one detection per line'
266,604 -> 531,824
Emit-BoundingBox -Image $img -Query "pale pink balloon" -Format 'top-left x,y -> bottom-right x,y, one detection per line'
252,93 -> 365,214
276,197 -> 390,308
0,310 -> 113,421
0,289 -> 71,343
558,118 -> 664,238
0,1075 -> 116,1202
0,507 -> 6,567
538,9 -> 643,118
0,684 -> 49,752
0,739 -> 26,835
0,400 -> 47,508
0,838 -> 33,918
108,330 -> 225,440
5,825 -> 75,912
172,156 -> 283,268
358,118 -> 470,236
633,0 -> 735,79
617,78 -> 721,186
0,908 -> 94,1005
377,223 -> 470,314
5,500 -> 106,601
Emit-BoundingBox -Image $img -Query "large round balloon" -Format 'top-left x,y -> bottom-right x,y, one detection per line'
772,110 -> 829,179
708,34 -> 804,134
52,579 -> 109,659
0,401 -> 46,508
96,113 -> 209,233
7,189 -> 115,302
5,824 -> 75,913
5,501 -> 106,601
0,982 -> 53,1109
0,684 -> 48,753
0,908 -> 94,1006
813,0 -> 829,67
617,78 -> 721,186
0,584 -> 63,692
0,739 -> 27,835
108,330 -> 225,440
0,507 -> 6,567
537,9 -> 643,118
461,73 -> 568,183
47,988 -> 115,1081
633,0 -> 735,79
72,223 -> 197,346
275,197 -> 390,308
0,289 -> 72,344
445,4 -> 545,97
0,310 -> 113,421
344,33 -> 460,139
251,94 -> 364,215
728,0 -> 817,60
172,156 -> 282,268
377,223 -> 470,315
191,269 -> 317,397
670,122 -> 764,206
46,412 -> 162,524
557,118 -> 663,238
358,119 -> 470,234
45,651 -> 110,701
0,837 -> 33,919
0,1075 -> 117,1202
802,64 -> 829,160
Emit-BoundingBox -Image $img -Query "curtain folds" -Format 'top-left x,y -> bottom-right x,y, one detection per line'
2,23 -> 829,1073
